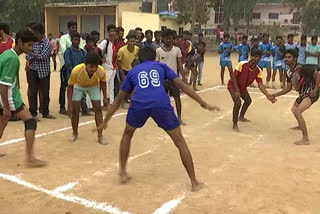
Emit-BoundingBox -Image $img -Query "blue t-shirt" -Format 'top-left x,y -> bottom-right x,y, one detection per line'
285,43 -> 297,50
218,42 -> 233,61
234,43 -> 250,62
272,45 -> 283,61
297,44 -> 306,65
258,42 -> 272,62
121,61 -> 178,109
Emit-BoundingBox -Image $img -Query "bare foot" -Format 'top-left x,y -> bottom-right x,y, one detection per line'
179,120 -> 187,126
233,125 -> 240,132
221,82 -> 225,86
26,158 -> 47,168
239,117 -> 251,122
290,126 -> 301,131
294,139 -> 310,146
98,136 -> 108,145
0,153 -> 6,158
192,181 -> 205,192
119,172 -> 132,184
71,134 -> 78,143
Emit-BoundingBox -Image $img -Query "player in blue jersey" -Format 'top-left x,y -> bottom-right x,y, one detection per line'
297,35 -> 307,65
258,34 -> 273,88
285,34 -> 297,51
97,47 -> 220,192
234,35 -> 250,62
272,36 -> 285,89
218,33 -> 233,85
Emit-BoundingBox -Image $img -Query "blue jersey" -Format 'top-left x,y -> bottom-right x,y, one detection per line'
258,42 -> 272,61
234,43 -> 250,62
218,42 -> 233,61
285,43 -> 297,50
297,44 -> 306,65
121,61 -> 178,109
272,45 -> 283,61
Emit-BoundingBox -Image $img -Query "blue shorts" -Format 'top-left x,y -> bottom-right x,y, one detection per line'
220,60 -> 232,67
126,107 -> 180,131
258,61 -> 271,69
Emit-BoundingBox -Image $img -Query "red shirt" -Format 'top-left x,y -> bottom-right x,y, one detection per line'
227,61 -> 263,93
177,39 -> 190,64
0,37 -> 14,54
114,39 -> 125,53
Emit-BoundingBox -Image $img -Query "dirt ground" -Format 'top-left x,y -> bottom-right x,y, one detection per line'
0,53 -> 319,214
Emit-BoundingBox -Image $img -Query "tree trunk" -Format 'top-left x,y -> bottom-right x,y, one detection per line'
190,0 -> 197,33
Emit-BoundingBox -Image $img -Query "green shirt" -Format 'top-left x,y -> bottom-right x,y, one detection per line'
0,49 -> 23,110
306,44 -> 320,65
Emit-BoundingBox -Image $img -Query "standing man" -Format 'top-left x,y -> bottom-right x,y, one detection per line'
258,34 -> 273,88
26,23 -> 56,120
0,23 -> 14,54
48,33 -> 57,71
98,24 -> 117,104
58,21 -> 87,115
192,33 -> 206,86
144,30 -> 153,47
305,36 -> 320,68
156,29 -> 185,125
0,29 -> 46,166
297,35 -> 307,65
271,36 -> 285,89
135,27 -> 144,49
114,27 -> 126,98
218,33 -> 233,85
234,35 -> 250,62
151,30 -> 161,50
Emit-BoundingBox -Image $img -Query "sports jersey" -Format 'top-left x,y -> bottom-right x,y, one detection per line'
285,43 -> 297,50
258,42 -> 272,62
227,61 -> 263,93
218,42 -> 233,61
68,63 -> 106,87
297,44 -> 306,65
121,61 -> 178,109
234,43 -> 250,62
0,37 -> 14,54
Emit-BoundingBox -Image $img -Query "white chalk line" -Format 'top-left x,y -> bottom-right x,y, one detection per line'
0,86 -> 223,147
0,173 -> 132,214
53,181 -> 79,193
152,195 -> 185,214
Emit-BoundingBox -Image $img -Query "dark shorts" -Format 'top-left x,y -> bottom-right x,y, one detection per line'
126,107 -> 180,131
0,104 -> 24,115
164,80 -> 180,97
297,89 -> 320,105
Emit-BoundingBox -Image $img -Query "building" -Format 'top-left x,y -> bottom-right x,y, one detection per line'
45,0 -> 157,39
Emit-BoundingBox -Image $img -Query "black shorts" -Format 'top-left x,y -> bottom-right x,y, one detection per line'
296,89 -> 320,105
164,80 -> 180,97
0,104 -> 24,115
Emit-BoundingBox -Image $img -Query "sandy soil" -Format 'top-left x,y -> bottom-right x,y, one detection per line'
0,53 -> 319,214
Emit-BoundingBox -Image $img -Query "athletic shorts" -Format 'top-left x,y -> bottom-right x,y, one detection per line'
220,60 -> 232,67
272,60 -> 283,70
296,88 -> 320,105
126,107 -> 180,131
164,80 -> 180,97
72,85 -> 100,101
0,104 -> 24,115
258,61 -> 271,69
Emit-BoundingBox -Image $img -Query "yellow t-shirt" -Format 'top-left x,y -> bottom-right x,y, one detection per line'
68,63 -> 106,87
117,45 -> 139,71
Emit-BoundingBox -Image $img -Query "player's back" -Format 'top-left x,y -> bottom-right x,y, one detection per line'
121,61 -> 178,109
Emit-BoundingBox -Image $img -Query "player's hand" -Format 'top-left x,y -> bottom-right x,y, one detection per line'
67,106 -> 73,118
201,103 -> 220,112
233,90 -> 240,100
309,89 -> 317,97
268,94 -> 277,103
95,121 -> 108,132
2,108 -> 11,121
103,99 -> 109,111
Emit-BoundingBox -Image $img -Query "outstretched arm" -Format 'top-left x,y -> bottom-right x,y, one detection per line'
98,90 -> 128,130
258,83 -> 275,102
273,82 -> 292,97
173,77 -> 219,111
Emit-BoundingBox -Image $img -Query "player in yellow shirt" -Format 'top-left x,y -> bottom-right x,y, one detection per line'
67,52 -> 108,144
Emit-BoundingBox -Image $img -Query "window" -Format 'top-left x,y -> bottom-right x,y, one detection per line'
268,13 -> 279,19
142,2 -> 153,13
81,15 -> 100,35
161,26 -> 167,31
252,13 -> 260,19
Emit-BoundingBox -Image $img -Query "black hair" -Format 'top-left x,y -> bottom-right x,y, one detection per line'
242,35 -> 248,40
311,35 -> 318,41
183,30 -> 189,35
90,30 -> 100,36
48,33 -> 52,36
284,48 -> 298,58
301,34 -> 307,40
71,32 -> 81,40
85,52 -> 101,65
67,21 -> 77,29
287,33 -> 294,38
250,49 -> 262,58
30,23 -> 45,35
276,36 -> 282,40
86,34 -> 96,43
198,33 -> 204,37
15,29 -> 37,43
0,23 -> 10,35
223,33 -> 230,38
117,26 -> 124,32
154,30 -> 161,36
145,30 -> 153,36
253,37 -> 259,42
126,31 -> 137,40
188,31 -> 193,36
140,32 -> 145,39
263,33 -> 269,37
135,27 -> 143,32
161,29 -> 173,38
139,47 -> 156,62
173,34 -> 179,40
107,24 -> 116,32
198,41 -> 206,47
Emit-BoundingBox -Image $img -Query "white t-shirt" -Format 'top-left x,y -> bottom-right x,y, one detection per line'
98,39 -> 115,70
156,46 -> 182,73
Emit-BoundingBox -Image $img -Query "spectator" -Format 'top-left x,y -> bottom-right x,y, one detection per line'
135,27 -> 144,49
0,23 -> 14,54
144,30 -> 153,47
151,30 -> 162,50
48,33 -> 57,71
